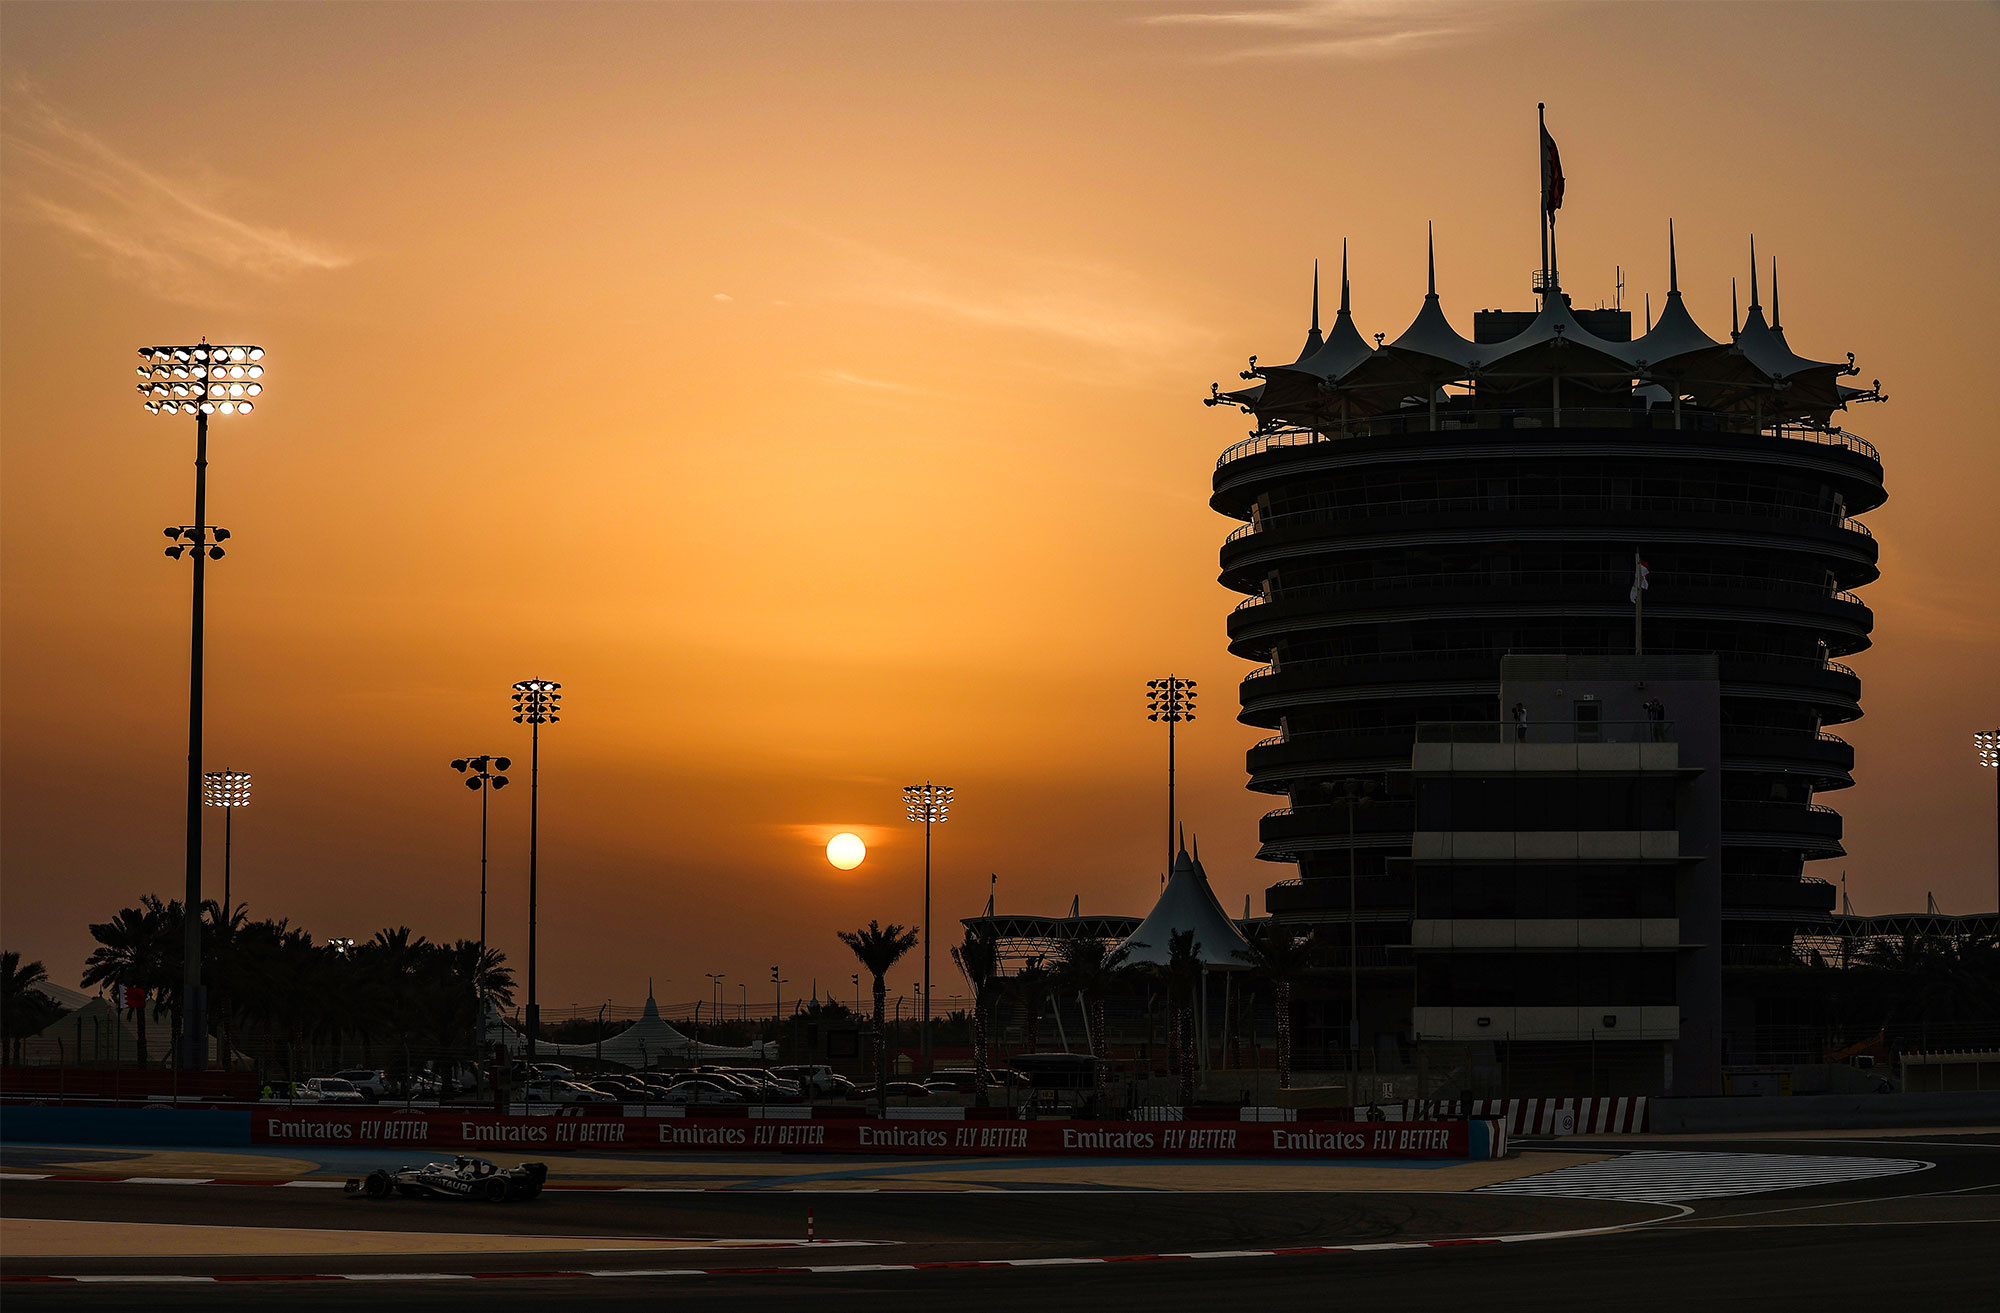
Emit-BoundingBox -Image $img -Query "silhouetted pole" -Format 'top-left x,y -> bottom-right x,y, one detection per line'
449,754 -> 510,1045
202,771 -> 251,911
512,681 -> 561,1060
904,783 -> 953,1076
1147,677 -> 1197,872
140,341 -> 264,1071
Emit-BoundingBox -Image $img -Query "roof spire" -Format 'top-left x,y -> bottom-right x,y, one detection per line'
1770,258 -> 1782,330
1426,221 -> 1437,297
1177,823 -> 1187,858
1645,292 -> 1653,333
1668,219 -> 1679,295
1731,277 -> 1739,336
1748,235 -> 1759,310
1311,258 -> 1320,334
1340,238 -> 1351,315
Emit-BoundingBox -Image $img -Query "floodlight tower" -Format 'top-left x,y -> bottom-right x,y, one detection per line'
138,340 -> 264,1070
1978,730 -> 1999,910
201,770 -> 252,911
1146,676 -> 1197,871
903,782 -> 953,1075
511,680 -> 561,1059
448,755 -> 511,973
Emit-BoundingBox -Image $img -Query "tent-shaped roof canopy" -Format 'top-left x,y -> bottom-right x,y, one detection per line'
485,989 -> 775,1067
1209,225 -> 1873,434
1118,839 -> 1251,968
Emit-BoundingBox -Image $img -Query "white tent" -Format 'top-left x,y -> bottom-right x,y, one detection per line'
1119,840 -> 1251,968
485,989 -> 775,1067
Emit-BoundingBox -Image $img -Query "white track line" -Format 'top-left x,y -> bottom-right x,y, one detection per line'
3,1207 -> 1695,1284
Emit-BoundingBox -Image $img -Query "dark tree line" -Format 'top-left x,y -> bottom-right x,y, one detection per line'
68,896 -> 513,1080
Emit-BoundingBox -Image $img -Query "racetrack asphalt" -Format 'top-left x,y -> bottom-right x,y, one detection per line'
3,1133 -> 1994,1309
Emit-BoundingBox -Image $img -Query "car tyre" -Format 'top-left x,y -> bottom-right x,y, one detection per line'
479,1178 -> 509,1203
362,1171 -> 393,1200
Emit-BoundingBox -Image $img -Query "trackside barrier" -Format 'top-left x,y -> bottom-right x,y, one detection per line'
243,1110 -> 1502,1159
1401,1097 -> 1649,1134
0,1104 -> 1506,1159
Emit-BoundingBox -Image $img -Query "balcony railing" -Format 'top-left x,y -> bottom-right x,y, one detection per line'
1216,415 -> 1880,470
1224,493 -> 1877,546
1415,720 -> 1675,745
1228,569 -> 1872,613
1240,647 -> 1861,687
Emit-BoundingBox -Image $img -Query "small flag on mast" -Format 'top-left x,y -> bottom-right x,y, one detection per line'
1541,123 -> 1565,218
1629,557 -> 1650,603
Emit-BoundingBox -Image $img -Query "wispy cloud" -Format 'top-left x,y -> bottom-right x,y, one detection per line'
818,369 -> 923,394
713,292 -> 734,302
807,229 -> 1206,366
3,85 -> 350,304
1145,0 -> 1512,62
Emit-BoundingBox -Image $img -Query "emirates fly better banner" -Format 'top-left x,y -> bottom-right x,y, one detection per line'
251,1110 -> 1481,1159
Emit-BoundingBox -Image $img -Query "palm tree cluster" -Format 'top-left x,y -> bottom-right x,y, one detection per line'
2,951 -> 64,1064
77,896 -> 512,1082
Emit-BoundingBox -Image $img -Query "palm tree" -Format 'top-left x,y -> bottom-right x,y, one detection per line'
2,951 -> 52,1064
1054,936 -> 1132,1105
838,920 -> 918,1113
950,925 -> 1000,1099
1163,929 -> 1202,1105
81,899 -> 171,1065
1236,925 -> 1316,1090
1012,955 -> 1050,1056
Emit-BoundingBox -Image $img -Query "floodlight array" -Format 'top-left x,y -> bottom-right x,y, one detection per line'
903,783 -> 954,823
450,754 -> 513,790
163,525 -> 232,560
202,769 -> 252,807
512,680 -> 562,725
136,344 -> 265,415
1978,730 -> 2000,769
1146,675 -> 1198,723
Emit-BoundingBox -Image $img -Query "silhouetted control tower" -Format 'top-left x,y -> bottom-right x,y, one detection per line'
1207,216 -> 1886,1050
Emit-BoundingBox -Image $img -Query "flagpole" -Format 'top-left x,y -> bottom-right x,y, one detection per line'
1538,102 -> 1549,305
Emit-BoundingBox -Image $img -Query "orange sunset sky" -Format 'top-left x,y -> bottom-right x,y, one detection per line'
3,1 -> 1996,1012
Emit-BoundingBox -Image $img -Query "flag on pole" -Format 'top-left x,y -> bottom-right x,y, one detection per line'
1541,124 -> 1565,218
1629,557 -> 1650,603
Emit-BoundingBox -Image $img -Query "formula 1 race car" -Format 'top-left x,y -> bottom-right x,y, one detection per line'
346,1155 -> 548,1202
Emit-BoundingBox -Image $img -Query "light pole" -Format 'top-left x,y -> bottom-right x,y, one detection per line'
201,770 -> 251,912
771,968 -> 789,1062
706,973 -> 725,1028
140,340 -> 264,1070
852,974 -> 861,1016
511,680 -> 561,1060
1326,777 -> 1378,1107
903,782 -> 953,1076
1147,677 -> 1197,872
449,754 -> 510,1048
1978,730 -> 1999,910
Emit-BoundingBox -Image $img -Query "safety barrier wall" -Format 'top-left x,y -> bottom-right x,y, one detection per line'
1,1104 -> 1503,1159
246,1110 -> 1496,1159
0,1106 -> 251,1147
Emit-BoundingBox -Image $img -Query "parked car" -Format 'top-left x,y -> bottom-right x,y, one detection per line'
299,1077 -> 367,1104
772,1064 -> 850,1095
660,1079 -> 745,1106
856,1081 -> 937,1100
333,1069 -> 388,1101
522,1079 -> 614,1105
